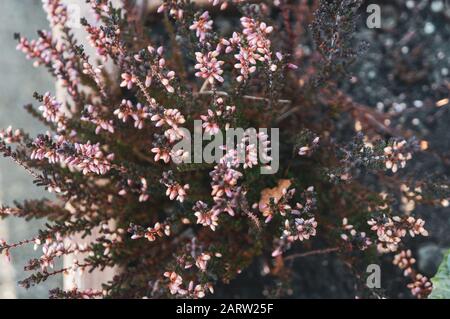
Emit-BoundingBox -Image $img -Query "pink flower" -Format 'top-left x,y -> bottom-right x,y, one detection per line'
151,109 -> 186,128
151,147 -> 171,163
65,141 -> 114,175
30,133 -> 62,164
407,274 -> 432,299
384,140 -> 412,173
120,73 -> 136,89
94,119 -> 114,134
195,253 -> 211,272
42,0 -> 68,27
163,271 -> 184,295
193,201 -> 219,231
232,17 -> 276,82
81,104 -> 114,134
194,51 -> 224,84
234,47 -> 257,82
393,250 -> 416,276
294,217 -> 318,241
165,183 -> 189,203
189,11 -> 213,42
39,92 -> 64,124
131,103 -> 149,129
211,164 -> 242,199
0,126 -> 22,144
138,178 -> 149,202
200,109 -> 220,135
114,100 -> 134,122
144,223 -> 168,241
241,18 -> 273,47
114,100 -> 150,129
406,217 -> 429,237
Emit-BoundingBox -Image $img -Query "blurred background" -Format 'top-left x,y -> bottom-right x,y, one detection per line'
0,0 -> 62,298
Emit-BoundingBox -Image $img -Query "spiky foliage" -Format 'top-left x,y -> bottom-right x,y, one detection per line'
0,0 -> 448,299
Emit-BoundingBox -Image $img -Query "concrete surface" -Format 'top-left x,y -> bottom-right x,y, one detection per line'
0,0 -> 63,298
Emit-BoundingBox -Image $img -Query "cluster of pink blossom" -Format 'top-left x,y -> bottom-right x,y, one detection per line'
81,104 -> 114,134
340,218 -> 373,251
264,186 -> 319,257
225,132 -> 270,170
17,31 -> 80,98
189,11 -> 213,43
161,239 -> 221,298
193,201 -> 219,231
184,252 -> 212,273
393,249 -> 416,276
0,126 -> 23,144
150,133 -> 179,165
407,273 -> 433,299
31,133 -> 65,164
32,235 -> 89,271
283,217 -> 318,242
163,271 -> 214,298
16,31 -> 57,67
42,0 -> 68,28
218,17 -> 276,82
152,136 -> 186,164
84,23 -> 116,59
258,185 -> 295,223
271,216 -> 318,257
210,158 -> 243,217
39,92 -> 66,129
222,130 -> 272,171
142,46 -> 177,93
368,215 -> 428,253
400,184 -> 423,213
138,177 -> 150,202
66,142 -> 114,175
130,222 -> 170,242
163,272 -> 183,295
119,72 -> 136,90
31,133 -> 114,175
341,218 -> 432,297
113,99 -> 150,130
151,108 -> 186,141
391,249 -> 433,298
194,51 -> 225,84
160,171 -> 189,203
384,140 -> 413,173
201,98 -> 236,135
201,109 -> 220,135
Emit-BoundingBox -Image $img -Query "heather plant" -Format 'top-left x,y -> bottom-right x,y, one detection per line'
0,0 -> 448,299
